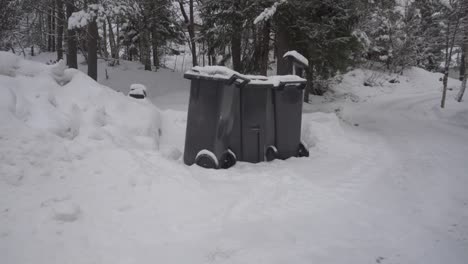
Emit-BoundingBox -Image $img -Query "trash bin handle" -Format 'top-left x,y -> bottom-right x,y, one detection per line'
183,72 -> 201,80
228,74 -> 250,87
278,81 -> 306,90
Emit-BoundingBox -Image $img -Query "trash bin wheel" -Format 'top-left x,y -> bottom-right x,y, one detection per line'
195,151 -> 219,169
220,149 -> 237,169
265,146 -> 278,162
297,142 -> 309,157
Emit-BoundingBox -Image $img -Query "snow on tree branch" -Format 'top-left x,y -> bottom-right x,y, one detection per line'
68,2 -> 141,30
438,0 -> 453,10
68,10 -> 93,30
253,0 -> 287,25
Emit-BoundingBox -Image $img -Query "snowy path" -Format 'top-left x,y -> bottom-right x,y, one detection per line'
334,91 -> 468,263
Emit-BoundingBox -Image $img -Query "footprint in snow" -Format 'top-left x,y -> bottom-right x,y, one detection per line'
52,202 -> 81,223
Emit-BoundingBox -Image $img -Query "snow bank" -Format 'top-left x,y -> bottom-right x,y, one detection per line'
301,112 -> 347,151
0,52 -> 19,76
0,51 -> 68,84
0,52 -> 161,150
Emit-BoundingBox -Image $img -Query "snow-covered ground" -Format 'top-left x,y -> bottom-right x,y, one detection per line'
1,52 -> 467,264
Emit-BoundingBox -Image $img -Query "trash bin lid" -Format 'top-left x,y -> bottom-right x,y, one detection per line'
184,66 -> 239,81
243,75 -> 275,89
184,66 -> 306,89
184,66 -> 252,87
268,75 -> 306,90
245,75 -> 306,89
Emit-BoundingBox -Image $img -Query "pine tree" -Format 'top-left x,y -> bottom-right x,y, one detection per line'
274,0 -> 361,95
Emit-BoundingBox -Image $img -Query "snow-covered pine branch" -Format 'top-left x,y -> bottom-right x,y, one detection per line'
253,0 -> 287,25
68,10 -> 93,30
438,0 -> 454,10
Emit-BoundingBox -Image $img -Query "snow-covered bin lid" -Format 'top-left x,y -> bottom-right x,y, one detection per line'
185,66 -> 239,81
128,84 -> 147,98
283,50 -> 309,67
184,66 -> 250,86
184,66 -> 306,89
250,75 -> 306,89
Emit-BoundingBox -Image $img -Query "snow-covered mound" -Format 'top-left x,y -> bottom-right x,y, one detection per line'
0,52 -> 161,184
329,67 -> 460,102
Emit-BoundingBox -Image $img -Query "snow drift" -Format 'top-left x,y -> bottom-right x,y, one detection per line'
0,51 -> 161,149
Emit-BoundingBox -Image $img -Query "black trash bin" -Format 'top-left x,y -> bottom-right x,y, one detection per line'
271,79 -> 309,159
183,69 -> 249,169
230,78 -> 278,163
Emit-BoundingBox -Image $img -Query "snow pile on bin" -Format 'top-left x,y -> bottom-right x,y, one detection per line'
128,83 -> 147,99
187,65 -> 306,86
188,66 -> 240,80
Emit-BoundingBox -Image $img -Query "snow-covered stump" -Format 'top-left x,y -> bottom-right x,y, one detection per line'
128,84 -> 147,99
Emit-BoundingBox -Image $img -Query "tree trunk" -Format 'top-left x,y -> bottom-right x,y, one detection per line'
51,3 -> 56,53
107,17 -> 117,60
56,0 -> 64,60
47,9 -> 52,52
259,21 -> 271,75
102,20 -> 109,59
188,0 -> 197,66
441,70 -> 449,108
457,26 -> 468,102
87,16 -> 98,80
39,13 -> 44,50
202,41 -> 205,66
152,29 -> 159,68
66,0 -> 77,68
460,52 -> 465,81
276,21 -> 290,75
142,29 -> 152,71
304,64 -> 313,102
441,16 -> 461,108
207,40 -> 216,65
231,31 -> 242,72
231,0 -> 242,72
178,0 -> 197,66
116,21 -> 120,64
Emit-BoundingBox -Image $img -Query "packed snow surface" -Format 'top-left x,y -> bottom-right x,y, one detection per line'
1,53 -> 468,264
